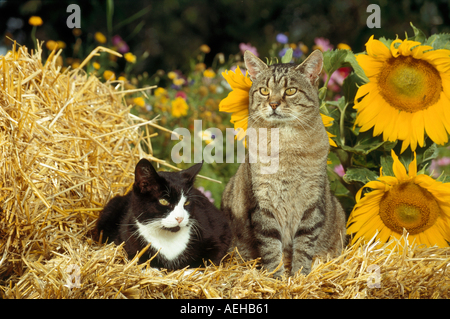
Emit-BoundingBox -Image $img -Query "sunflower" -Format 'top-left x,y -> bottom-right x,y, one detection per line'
347,150 -> 450,248
354,35 -> 450,153
219,67 -> 252,141
219,66 -> 337,145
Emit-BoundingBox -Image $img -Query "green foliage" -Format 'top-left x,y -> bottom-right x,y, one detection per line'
281,48 -> 293,63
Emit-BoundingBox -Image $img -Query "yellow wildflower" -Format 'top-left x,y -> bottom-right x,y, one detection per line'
57,41 -> 66,49
168,71 -> 177,80
103,70 -> 116,81
200,44 -> 211,53
124,52 -> 136,63
203,68 -> 216,78
337,43 -> 351,50
171,97 -> 189,118
93,62 -> 101,70
154,87 -> 169,104
72,28 -> 82,37
46,40 -> 58,51
154,87 -> 168,98
195,63 -> 206,72
28,16 -> 43,26
95,32 -> 107,44
173,78 -> 185,86
133,97 -> 146,108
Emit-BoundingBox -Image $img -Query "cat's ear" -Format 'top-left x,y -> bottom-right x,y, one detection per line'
134,158 -> 161,193
244,50 -> 268,81
181,161 -> 203,185
295,49 -> 323,86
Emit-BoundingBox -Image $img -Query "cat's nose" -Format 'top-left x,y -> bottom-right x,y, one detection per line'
175,217 -> 184,224
269,101 -> 280,110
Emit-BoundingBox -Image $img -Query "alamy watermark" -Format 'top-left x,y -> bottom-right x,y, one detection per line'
171,120 -> 279,174
65,263 -> 81,289
66,4 -> 81,29
366,4 -> 381,29
367,264 -> 381,288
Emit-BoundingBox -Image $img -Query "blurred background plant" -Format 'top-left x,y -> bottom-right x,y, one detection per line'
1,0 -> 450,208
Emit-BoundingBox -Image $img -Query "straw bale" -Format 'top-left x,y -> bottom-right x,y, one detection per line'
0,42 -> 449,299
2,233 -> 450,299
0,42 -> 179,288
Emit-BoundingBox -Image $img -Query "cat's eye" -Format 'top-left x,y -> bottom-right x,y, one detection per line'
285,88 -> 297,96
159,198 -> 169,206
260,87 -> 270,96
184,200 -> 190,206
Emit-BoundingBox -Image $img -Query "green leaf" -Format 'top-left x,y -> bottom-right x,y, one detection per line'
318,86 -> 327,100
343,167 -> 378,184
422,143 -> 439,163
424,33 -> 450,50
408,22 -> 427,43
380,155 -> 394,177
437,173 -> 450,183
342,72 -> 366,104
281,48 -> 293,63
378,37 -> 393,49
340,136 -> 393,155
323,49 -> 369,84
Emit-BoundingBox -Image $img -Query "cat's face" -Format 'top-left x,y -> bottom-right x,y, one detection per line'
131,159 -> 202,233
244,50 -> 323,127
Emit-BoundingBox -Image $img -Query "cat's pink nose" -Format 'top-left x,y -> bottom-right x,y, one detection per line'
270,101 -> 280,110
175,217 -> 184,224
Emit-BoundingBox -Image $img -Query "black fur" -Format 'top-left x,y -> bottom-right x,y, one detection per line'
95,159 -> 231,270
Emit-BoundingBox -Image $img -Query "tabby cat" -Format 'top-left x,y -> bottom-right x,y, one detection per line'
221,50 -> 347,277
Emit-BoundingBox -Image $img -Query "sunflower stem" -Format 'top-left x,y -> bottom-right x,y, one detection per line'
339,102 -> 348,146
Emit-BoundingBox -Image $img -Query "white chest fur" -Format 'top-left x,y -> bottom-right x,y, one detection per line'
135,193 -> 192,261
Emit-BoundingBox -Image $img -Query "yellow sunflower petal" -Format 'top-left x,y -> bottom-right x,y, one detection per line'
366,35 -> 391,60
408,152 -> 417,178
397,39 -> 423,57
390,38 -> 403,57
423,106 -> 449,145
411,112 -> 425,148
391,150 -> 408,180
356,54 -> 385,78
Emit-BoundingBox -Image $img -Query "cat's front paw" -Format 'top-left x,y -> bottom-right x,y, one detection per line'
291,264 -> 311,277
268,265 -> 286,280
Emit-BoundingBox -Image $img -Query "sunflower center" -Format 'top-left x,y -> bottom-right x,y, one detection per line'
379,181 -> 440,235
377,56 -> 442,113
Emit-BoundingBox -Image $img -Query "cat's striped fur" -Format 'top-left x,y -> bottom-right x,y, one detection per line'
221,50 -> 347,277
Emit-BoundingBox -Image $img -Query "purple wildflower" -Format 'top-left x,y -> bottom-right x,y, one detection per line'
333,164 -> 345,177
239,43 -> 259,56
276,33 -> 288,44
198,186 -> 215,204
314,37 -> 333,52
293,48 -> 303,58
112,35 -> 129,53
278,48 -> 287,57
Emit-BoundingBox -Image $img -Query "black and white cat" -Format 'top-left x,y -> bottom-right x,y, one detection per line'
95,158 -> 231,270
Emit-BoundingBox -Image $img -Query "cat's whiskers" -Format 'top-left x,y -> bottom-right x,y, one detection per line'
285,112 -> 313,139
188,219 -> 203,240
163,185 -> 171,199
